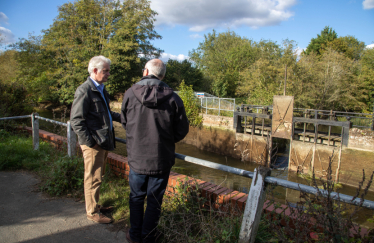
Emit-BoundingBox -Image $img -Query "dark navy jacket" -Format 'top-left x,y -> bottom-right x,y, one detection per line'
121,75 -> 189,175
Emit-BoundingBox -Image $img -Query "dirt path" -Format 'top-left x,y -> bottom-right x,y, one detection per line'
0,171 -> 128,243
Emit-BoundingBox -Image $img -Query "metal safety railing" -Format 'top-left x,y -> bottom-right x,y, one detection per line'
2,113 -> 374,241
0,113 -> 77,157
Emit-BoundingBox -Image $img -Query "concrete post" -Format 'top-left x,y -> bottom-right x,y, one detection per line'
67,121 -> 77,157
32,113 -> 39,150
239,167 -> 271,243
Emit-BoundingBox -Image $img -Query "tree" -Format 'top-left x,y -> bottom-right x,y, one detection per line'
189,30 -> 257,97
294,48 -> 366,111
236,39 -> 298,105
358,47 -> 374,111
163,59 -> 206,91
304,26 -> 338,55
14,0 -> 162,105
0,50 -> 19,84
323,36 -> 366,60
177,81 -> 203,127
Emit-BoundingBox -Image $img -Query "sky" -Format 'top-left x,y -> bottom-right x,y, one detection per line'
0,0 -> 373,62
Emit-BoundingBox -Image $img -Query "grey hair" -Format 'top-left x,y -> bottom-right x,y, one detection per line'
145,59 -> 166,79
88,55 -> 111,74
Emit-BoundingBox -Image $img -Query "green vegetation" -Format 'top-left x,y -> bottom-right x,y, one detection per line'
4,0 -> 161,105
164,59 -> 207,92
0,129 -> 84,195
177,81 -> 203,127
158,178 -> 275,243
0,82 -> 33,117
1,11 -> 373,113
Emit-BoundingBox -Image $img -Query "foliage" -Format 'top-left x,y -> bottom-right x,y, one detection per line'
292,48 -> 367,111
358,48 -> 374,112
323,36 -> 366,60
0,130 -> 52,170
237,39 -> 298,105
158,178 -> 275,243
0,82 -> 33,117
189,30 -> 258,97
40,155 -> 84,196
177,81 -> 203,128
163,59 -> 206,91
304,26 -> 338,56
11,0 -> 162,105
0,50 -> 19,84
265,153 -> 374,243
99,174 -> 131,222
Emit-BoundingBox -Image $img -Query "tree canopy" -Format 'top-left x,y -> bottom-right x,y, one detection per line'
12,0 -> 162,105
163,59 -> 206,91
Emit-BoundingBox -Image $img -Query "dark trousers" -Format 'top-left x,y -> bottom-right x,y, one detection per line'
128,169 -> 170,243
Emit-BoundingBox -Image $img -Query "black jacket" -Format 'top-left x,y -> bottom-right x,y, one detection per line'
121,75 -> 189,175
70,77 -> 121,151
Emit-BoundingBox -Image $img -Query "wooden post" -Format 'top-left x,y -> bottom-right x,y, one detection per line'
32,113 -> 39,150
67,121 -> 77,157
239,167 -> 271,243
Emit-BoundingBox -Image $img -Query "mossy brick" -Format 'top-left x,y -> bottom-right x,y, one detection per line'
172,175 -> 187,187
205,185 -> 224,200
212,187 -> 231,203
230,192 -> 246,209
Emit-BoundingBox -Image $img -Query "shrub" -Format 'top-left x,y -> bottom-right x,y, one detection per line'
0,82 -> 32,117
177,80 -> 203,128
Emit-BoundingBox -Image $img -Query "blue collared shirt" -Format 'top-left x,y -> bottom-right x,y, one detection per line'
90,77 -> 113,130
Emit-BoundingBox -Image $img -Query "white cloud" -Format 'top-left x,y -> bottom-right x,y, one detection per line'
160,53 -> 189,62
150,0 -> 296,32
0,27 -> 16,44
363,0 -> 374,9
0,12 -> 9,24
366,43 -> 374,49
189,34 -> 203,39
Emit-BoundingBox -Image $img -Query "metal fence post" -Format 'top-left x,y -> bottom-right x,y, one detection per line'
32,113 -> 39,150
218,98 -> 221,116
239,167 -> 271,243
67,121 -> 77,157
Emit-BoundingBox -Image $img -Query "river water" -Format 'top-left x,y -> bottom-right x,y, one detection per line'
33,109 -> 374,227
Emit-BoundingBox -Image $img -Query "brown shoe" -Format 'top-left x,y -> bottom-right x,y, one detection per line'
99,205 -> 114,213
87,213 -> 112,224
126,229 -> 139,243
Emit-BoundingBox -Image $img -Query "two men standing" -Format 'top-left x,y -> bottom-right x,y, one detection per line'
71,56 -> 189,243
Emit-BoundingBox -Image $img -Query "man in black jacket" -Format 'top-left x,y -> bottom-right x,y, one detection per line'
70,55 -> 121,224
121,59 -> 189,243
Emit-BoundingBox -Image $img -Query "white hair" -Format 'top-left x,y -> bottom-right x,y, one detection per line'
145,59 -> 166,79
88,55 -> 111,74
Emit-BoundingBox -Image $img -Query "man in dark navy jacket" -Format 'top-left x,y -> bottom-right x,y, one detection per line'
121,59 -> 189,243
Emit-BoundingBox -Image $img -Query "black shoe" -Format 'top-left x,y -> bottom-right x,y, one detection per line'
126,229 -> 139,243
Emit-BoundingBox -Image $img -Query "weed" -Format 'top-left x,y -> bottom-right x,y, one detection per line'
99,173 -> 131,222
264,152 -> 374,243
157,177 -> 274,243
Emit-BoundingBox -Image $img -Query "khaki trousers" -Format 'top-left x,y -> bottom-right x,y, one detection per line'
81,145 -> 108,216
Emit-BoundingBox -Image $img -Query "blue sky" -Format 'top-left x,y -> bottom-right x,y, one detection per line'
1,0 -> 373,62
